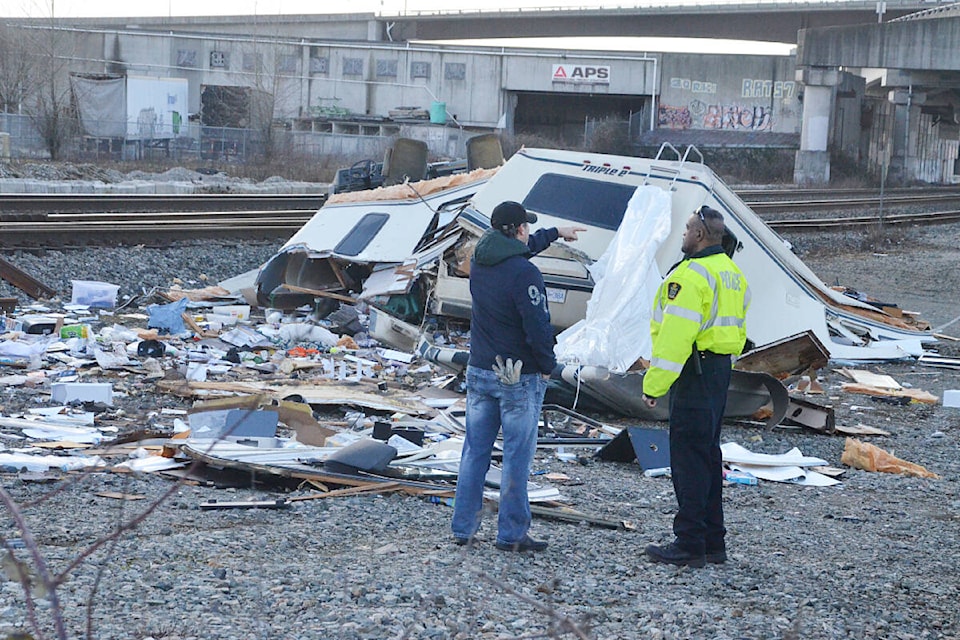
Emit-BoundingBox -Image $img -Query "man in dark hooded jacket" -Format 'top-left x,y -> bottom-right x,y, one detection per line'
451,200 -> 584,552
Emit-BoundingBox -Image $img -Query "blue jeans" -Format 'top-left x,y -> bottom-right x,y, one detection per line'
451,365 -> 547,545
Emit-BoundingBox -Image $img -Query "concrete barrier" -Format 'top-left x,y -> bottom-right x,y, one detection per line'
0,178 -> 26,193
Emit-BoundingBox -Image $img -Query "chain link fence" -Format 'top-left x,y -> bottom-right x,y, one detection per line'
583,110 -> 650,154
0,113 -> 299,164
0,113 -> 475,170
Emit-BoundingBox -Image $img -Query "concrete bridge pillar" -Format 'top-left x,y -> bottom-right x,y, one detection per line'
886,87 -> 926,183
794,66 -> 840,185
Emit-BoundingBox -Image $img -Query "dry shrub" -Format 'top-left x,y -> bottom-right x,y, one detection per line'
583,118 -> 633,156
501,132 -> 566,159
855,222 -> 908,252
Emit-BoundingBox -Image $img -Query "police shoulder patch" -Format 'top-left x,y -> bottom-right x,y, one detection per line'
667,282 -> 682,300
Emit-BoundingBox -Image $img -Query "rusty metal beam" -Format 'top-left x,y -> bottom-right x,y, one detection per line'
0,256 -> 56,299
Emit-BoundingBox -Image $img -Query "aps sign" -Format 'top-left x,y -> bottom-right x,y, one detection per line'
552,64 -> 610,84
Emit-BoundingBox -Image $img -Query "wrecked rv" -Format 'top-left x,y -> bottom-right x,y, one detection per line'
254,140 -> 933,421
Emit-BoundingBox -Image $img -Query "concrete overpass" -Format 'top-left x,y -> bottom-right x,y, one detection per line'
793,4 -> 960,183
46,1 -> 949,45
380,1 -> 942,44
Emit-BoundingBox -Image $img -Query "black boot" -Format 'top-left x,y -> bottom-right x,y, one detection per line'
645,541 -> 706,568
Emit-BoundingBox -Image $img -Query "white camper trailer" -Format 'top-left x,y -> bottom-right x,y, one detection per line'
459,146 -> 932,362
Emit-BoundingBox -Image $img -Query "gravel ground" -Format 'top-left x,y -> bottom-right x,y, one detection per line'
0,219 -> 959,639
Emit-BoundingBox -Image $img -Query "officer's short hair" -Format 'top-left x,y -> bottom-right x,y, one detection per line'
695,206 -> 724,241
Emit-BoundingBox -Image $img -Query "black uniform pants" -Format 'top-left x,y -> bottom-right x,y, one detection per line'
668,351 -> 731,555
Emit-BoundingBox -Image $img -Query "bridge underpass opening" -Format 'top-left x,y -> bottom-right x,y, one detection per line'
513,92 -> 648,147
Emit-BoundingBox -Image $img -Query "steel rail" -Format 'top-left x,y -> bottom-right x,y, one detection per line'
0,193 -> 326,214
736,186 -> 960,200
0,195 -> 958,240
748,192 -> 960,212
768,209 -> 960,230
0,208 -> 956,236
2,188 -> 959,217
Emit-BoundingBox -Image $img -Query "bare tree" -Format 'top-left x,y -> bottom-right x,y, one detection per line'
240,19 -> 303,162
0,23 -> 37,113
27,19 -> 78,160
4,3 -> 82,160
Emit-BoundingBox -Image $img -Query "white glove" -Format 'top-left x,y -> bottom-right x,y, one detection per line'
493,355 -> 523,385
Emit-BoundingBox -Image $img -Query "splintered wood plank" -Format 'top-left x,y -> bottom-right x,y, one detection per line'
840,383 -> 938,404
287,482 -> 404,501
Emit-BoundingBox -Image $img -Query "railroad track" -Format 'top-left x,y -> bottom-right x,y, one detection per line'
0,193 -> 326,216
767,208 -> 960,230
745,191 -> 960,213
0,188 -> 958,242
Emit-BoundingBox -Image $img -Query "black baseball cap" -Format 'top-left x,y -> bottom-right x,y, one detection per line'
491,201 -> 537,230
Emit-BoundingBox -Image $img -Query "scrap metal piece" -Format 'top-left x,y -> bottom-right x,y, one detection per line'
416,336 -> 469,372
782,395 -> 836,434
595,426 -> 670,470
199,498 -> 291,510
323,439 -> 397,475
0,256 -> 56,300
568,369 -> 789,427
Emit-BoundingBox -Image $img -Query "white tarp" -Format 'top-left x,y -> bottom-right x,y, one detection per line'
554,185 -> 672,373
69,74 -> 188,140
70,74 -> 126,138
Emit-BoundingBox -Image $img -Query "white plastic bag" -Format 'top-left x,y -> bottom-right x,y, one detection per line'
554,185 -> 672,373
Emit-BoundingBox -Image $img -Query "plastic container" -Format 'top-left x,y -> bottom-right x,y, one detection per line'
429,101 -> 447,124
724,469 -> 759,485
71,280 -> 120,308
643,467 -> 672,478
51,382 -> 113,406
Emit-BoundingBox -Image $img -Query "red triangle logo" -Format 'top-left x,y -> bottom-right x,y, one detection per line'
553,66 -> 567,79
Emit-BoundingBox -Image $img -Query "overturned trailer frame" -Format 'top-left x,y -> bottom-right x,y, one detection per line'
253,142 -> 933,423
462,146 -> 932,362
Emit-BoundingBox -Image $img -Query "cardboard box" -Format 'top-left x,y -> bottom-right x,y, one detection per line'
943,390 -> 960,408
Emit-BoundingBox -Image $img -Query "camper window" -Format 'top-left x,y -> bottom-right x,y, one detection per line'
334,213 -> 390,256
523,173 -> 636,231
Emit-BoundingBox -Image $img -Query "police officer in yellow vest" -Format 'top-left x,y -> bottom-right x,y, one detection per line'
641,205 -> 750,568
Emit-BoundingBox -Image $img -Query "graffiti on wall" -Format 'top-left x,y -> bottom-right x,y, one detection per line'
671,77 -> 797,100
669,77 -> 717,94
703,103 -> 772,130
658,100 -> 773,131
658,104 -> 693,129
660,74 -> 793,131
742,79 -> 797,100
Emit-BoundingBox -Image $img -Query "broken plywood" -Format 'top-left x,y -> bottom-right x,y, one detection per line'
838,368 -> 902,390
735,330 -> 830,378
327,167 -> 497,204
840,383 -> 938,404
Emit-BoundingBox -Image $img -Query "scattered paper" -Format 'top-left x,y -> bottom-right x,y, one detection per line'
721,442 -> 828,468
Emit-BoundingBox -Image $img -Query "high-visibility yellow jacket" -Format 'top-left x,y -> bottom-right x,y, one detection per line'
642,246 -> 751,399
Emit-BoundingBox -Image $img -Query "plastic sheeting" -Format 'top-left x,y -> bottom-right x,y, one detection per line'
147,297 -> 189,335
554,185 -> 672,373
